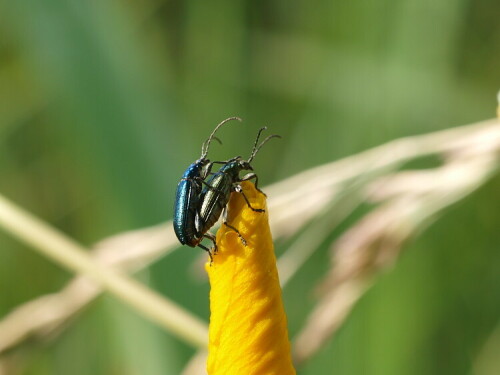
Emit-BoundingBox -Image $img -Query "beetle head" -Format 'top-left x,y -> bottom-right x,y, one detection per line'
238,158 -> 253,171
195,157 -> 210,167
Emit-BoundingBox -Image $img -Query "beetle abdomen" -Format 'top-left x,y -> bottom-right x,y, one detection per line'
173,178 -> 201,246
197,172 -> 232,235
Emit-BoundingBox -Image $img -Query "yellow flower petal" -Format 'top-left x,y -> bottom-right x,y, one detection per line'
206,181 -> 296,375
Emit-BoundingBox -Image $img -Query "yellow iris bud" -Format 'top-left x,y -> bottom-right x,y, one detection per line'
206,181 -> 296,375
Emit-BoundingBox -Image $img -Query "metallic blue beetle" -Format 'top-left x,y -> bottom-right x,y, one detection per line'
196,127 -> 281,247
173,117 -> 241,256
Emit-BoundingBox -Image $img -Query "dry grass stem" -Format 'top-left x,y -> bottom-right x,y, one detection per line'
293,121 -> 500,363
0,196 -> 208,350
0,118 -> 498,371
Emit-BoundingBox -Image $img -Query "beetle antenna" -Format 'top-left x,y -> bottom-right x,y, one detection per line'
247,126 -> 267,162
201,136 -> 222,155
248,129 -> 281,162
201,117 -> 242,158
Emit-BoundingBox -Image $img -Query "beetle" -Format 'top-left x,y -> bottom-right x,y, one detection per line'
173,117 -> 241,257
196,126 -> 281,249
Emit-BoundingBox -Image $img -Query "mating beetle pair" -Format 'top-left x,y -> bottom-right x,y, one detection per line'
173,118 -> 280,259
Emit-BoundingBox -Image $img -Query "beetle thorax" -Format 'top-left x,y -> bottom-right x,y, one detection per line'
220,158 -> 252,178
182,159 -> 207,179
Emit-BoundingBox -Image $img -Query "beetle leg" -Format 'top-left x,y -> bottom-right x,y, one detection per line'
199,178 -> 225,192
201,161 -> 226,179
239,173 -> 266,196
200,163 -> 214,179
233,184 -> 265,213
222,207 -> 247,246
197,243 -> 214,264
203,232 -> 218,254
223,222 -> 247,246
239,172 -> 257,185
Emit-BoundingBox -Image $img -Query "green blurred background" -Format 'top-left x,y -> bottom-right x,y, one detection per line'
0,0 -> 499,374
